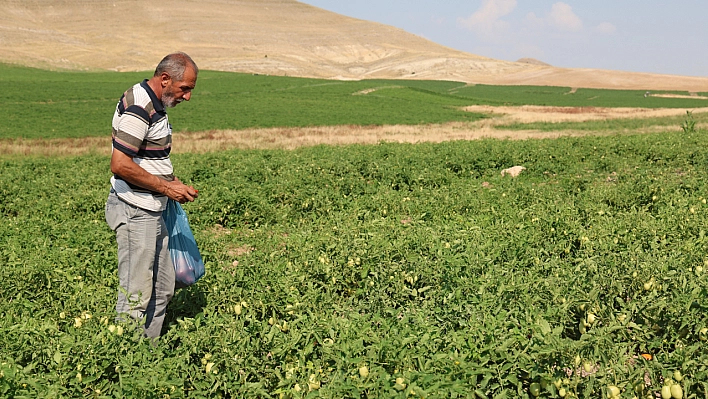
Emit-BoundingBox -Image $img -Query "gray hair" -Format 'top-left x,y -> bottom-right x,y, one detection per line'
154,52 -> 199,81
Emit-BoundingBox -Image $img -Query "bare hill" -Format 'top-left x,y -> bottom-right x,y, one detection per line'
1,0 -> 707,91
517,58 -> 551,67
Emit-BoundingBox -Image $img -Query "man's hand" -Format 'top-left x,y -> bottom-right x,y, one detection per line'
164,178 -> 199,204
111,150 -> 198,203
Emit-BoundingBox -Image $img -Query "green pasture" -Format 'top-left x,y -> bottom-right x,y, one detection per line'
1,63 -> 706,139
2,131 -> 708,397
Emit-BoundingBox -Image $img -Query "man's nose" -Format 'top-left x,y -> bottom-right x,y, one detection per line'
183,92 -> 191,101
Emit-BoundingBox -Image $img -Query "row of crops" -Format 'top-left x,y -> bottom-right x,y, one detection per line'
2,131 -> 708,397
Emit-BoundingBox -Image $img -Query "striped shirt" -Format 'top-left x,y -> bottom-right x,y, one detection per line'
110,79 -> 174,212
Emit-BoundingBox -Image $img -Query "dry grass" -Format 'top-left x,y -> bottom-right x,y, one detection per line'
463,105 -> 708,123
4,105 -> 706,158
0,137 -> 111,158
171,123 -> 584,153
0,123 -> 584,158
649,94 -> 708,100
0,123 -> 632,159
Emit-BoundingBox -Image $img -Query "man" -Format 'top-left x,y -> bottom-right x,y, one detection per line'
105,52 -> 199,339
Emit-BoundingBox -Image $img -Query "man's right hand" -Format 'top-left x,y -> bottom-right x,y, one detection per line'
163,178 -> 198,204
111,150 -> 198,203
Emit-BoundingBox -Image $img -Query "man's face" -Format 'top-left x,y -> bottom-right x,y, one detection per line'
162,67 -> 197,108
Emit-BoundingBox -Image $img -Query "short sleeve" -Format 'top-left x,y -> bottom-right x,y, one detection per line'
112,105 -> 150,157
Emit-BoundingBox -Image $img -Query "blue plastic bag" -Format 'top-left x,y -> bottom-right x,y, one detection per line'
163,199 -> 205,287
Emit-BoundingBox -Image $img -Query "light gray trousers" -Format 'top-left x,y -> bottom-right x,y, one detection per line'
105,190 -> 175,339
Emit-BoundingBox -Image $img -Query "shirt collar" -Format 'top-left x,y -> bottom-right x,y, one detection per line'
140,79 -> 166,113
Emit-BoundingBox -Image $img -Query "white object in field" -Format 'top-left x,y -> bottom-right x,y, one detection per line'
501,166 -> 526,177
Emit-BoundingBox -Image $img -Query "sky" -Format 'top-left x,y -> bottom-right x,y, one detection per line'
299,0 -> 708,78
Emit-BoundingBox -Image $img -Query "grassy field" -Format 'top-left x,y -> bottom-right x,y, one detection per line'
1,63 -> 706,140
2,131 -> 708,397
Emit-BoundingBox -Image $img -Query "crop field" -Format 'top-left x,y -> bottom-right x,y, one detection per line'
2,64 -> 708,398
1,63 -> 707,140
3,129 -> 708,397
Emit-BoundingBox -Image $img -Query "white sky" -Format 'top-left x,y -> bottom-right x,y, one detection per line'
299,0 -> 708,78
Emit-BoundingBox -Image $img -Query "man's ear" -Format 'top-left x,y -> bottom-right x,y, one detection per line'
160,72 -> 171,88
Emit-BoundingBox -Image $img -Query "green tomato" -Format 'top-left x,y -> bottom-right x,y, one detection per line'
673,370 -> 682,382
583,362 -> 593,373
529,382 -> 541,397
661,386 -> 672,399
394,377 -> 406,391
670,384 -> 683,399
634,381 -> 645,393
607,386 -> 620,398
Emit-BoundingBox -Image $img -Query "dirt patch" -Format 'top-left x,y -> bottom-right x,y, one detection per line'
463,105 -> 708,123
649,94 -> 708,100
207,224 -> 233,237
353,86 -> 403,95
227,244 -> 254,257
354,88 -> 379,95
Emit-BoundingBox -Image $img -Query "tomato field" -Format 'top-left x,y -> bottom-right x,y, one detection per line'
2,131 -> 708,398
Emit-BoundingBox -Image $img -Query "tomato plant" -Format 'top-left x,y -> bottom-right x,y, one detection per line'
2,132 -> 708,397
